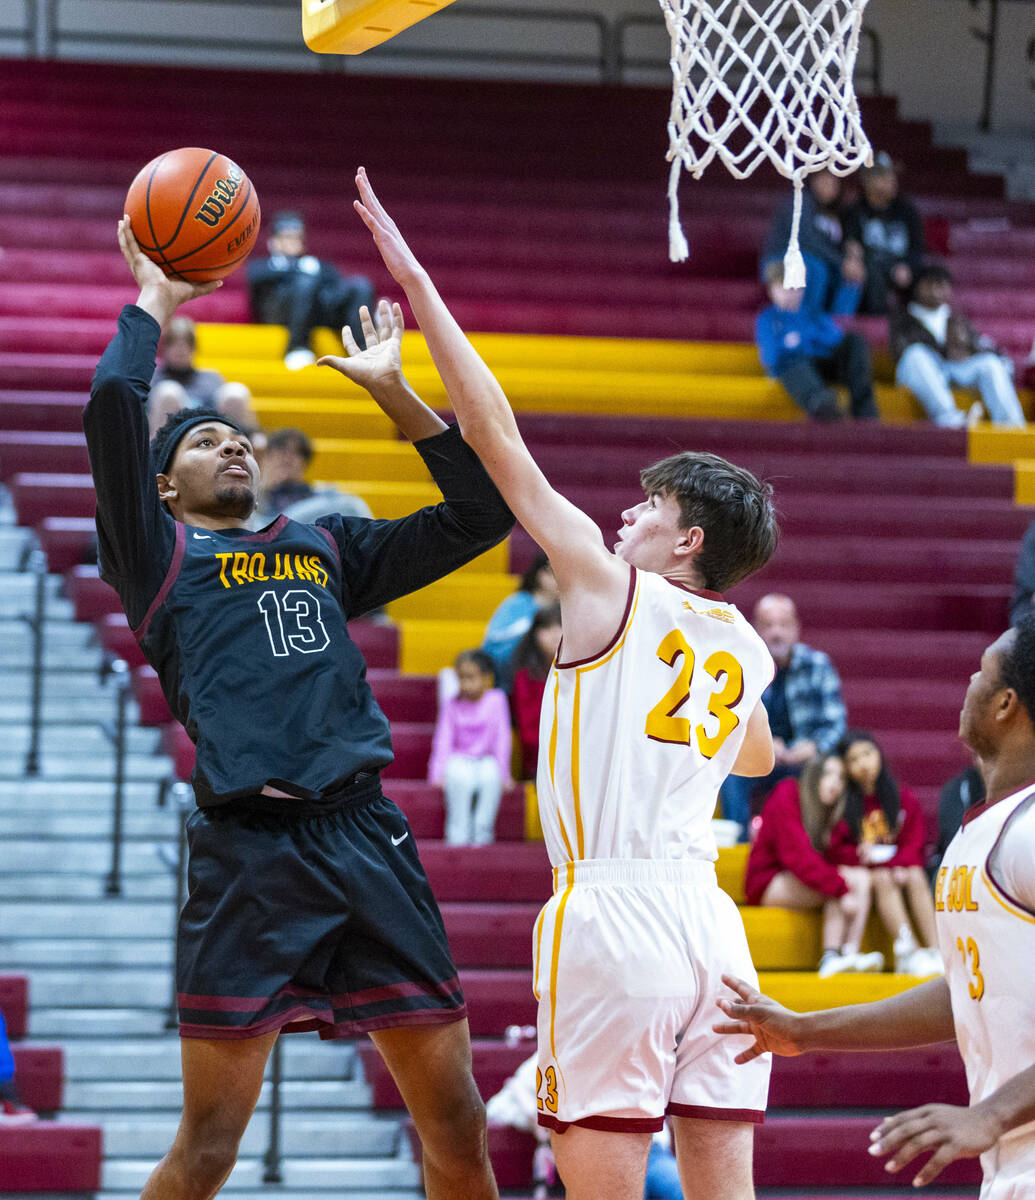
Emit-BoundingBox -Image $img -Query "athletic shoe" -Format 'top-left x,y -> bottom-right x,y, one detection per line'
847,950 -> 885,973
0,1099 -> 37,1125
905,946 -> 945,977
817,951 -> 854,978
284,348 -> 316,371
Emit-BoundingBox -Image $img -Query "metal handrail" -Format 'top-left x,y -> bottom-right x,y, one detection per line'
99,657 -> 131,896
1,0 -> 37,56
263,1039 -> 284,1184
20,549 -> 47,778
161,780 -> 193,1030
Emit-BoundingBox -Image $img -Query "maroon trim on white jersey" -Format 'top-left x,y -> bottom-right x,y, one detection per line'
664,578 -> 726,602
962,777 -> 1035,827
555,563 -> 636,670
984,790 -> 1035,919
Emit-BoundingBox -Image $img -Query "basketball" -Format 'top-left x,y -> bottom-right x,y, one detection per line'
124,147 -> 261,283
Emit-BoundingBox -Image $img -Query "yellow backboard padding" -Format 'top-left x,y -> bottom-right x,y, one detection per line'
302,0 -> 460,55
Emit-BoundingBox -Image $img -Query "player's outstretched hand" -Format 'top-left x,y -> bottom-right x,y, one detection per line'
868,1102 -> 1001,1188
318,299 -> 405,392
118,218 -> 221,313
353,168 -> 425,288
712,974 -> 806,1062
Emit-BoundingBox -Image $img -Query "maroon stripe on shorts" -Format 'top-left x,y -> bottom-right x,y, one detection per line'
667,1102 -> 765,1124
538,1112 -> 665,1134
177,992 -> 268,1013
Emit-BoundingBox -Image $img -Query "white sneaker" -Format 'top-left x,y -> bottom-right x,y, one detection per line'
906,947 -> 945,976
284,348 -> 316,370
847,950 -> 885,973
818,952 -> 854,978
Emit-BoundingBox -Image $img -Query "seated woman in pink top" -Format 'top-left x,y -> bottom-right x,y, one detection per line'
745,753 -> 883,977
428,649 -> 512,845
827,730 -> 944,976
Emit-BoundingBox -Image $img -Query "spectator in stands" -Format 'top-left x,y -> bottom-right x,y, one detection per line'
761,169 -> 866,313
482,552 -> 559,692
0,1009 -> 36,1125
745,753 -> 883,977
147,316 -> 264,446
428,649 -> 512,845
720,594 -> 847,835
253,427 -> 372,526
485,1052 -> 684,1198
247,211 -> 377,370
828,731 -> 944,976
510,604 -> 562,780
843,151 -> 925,315
756,260 -> 878,422
892,264 -> 1026,429
929,760 -> 985,879
1010,519 -> 1035,625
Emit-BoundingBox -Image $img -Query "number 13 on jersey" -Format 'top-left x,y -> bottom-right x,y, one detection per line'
645,629 -> 744,758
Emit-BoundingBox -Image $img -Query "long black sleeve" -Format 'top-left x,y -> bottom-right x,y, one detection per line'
318,424 -> 514,618
83,304 -> 176,628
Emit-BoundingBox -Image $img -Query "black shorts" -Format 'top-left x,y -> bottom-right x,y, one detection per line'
176,775 -> 466,1040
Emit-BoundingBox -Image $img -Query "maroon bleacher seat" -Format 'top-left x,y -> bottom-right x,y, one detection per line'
132,666 -> 173,726
65,564 -> 120,621
0,1123 -> 102,1190
0,432 -> 88,481
9,473 -> 94,525
0,974 -> 28,1038
418,843 -> 549,904
389,780 -> 526,841
96,613 -> 146,668
458,971 -> 535,1036
38,517 -> 97,573
11,1045 -> 64,1114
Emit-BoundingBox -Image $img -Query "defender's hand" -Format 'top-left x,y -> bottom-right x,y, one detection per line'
869,1102 -> 1001,1187
318,300 -> 405,391
353,167 -> 426,288
118,217 -> 221,319
713,974 -> 806,1062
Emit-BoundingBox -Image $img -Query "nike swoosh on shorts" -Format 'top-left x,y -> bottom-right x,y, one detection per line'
391,832 -> 409,846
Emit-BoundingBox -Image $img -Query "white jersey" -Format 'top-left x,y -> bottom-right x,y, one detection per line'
536,566 -> 774,865
935,782 -> 1035,1199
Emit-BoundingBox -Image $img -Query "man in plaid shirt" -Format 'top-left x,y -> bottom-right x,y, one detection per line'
720,593 -> 846,836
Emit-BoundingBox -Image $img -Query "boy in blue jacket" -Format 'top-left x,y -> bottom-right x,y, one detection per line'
756,260 -> 878,422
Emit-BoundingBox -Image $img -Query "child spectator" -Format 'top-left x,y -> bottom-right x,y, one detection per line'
428,650 -> 511,845
0,1008 -> 36,1124
828,731 -> 944,976
891,264 -> 1026,428
842,151 -> 926,315
745,754 -> 883,977
510,604 -> 562,780
756,261 -> 878,422
482,552 -> 558,691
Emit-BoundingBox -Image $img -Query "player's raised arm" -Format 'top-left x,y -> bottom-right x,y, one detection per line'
318,299 -> 448,442
350,168 -> 620,600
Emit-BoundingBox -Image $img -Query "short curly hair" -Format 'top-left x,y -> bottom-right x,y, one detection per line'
150,407 -> 246,476
999,611 -> 1035,726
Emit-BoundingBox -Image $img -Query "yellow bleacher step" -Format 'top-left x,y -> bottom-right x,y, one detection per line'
251,398 -> 397,440
716,845 -> 748,905
741,907 -> 821,971
318,479 -> 439,520
1011,463 -> 1035,506
968,424 -> 1035,465
398,618 -> 489,675
296,438 -> 431,483
758,971 -> 931,1011
386,574 -> 516,624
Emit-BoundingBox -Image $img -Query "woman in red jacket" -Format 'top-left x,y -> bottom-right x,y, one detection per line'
509,604 -> 562,780
746,753 -> 883,977
829,731 -> 944,976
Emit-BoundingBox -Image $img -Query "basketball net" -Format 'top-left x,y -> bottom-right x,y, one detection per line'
659,0 -> 872,287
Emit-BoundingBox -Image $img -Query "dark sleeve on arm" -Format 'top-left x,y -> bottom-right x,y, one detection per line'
1011,523 -> 1035,624
82,304 -> 176,625
319,423 -> 514,618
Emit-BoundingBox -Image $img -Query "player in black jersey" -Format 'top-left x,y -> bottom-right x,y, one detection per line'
84,218 -> 512,1200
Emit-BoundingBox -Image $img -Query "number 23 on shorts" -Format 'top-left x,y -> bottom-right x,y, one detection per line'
536,1064 -> 559,1114
645,628 -> 744,757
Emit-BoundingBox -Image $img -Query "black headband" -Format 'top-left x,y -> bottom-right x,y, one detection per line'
155,414 -> 248,475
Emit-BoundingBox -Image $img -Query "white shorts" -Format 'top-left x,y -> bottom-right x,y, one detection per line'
980,1129 -> 1035,1200
532,858 -> 770,1133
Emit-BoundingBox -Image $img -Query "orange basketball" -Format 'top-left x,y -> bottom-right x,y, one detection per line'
125,147 -> 261,283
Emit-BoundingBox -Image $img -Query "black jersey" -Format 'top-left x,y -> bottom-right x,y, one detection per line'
84,305 -> 513,807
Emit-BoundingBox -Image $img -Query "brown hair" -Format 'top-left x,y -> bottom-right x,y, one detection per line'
797,753 -> 845,851
639,451 -> 778,590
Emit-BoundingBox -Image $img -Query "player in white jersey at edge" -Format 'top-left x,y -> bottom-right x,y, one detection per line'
716,611 -> 1035,1199
334,169 -> 782,1200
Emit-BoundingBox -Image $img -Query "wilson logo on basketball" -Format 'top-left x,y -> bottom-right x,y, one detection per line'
194,164 -> 244,227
